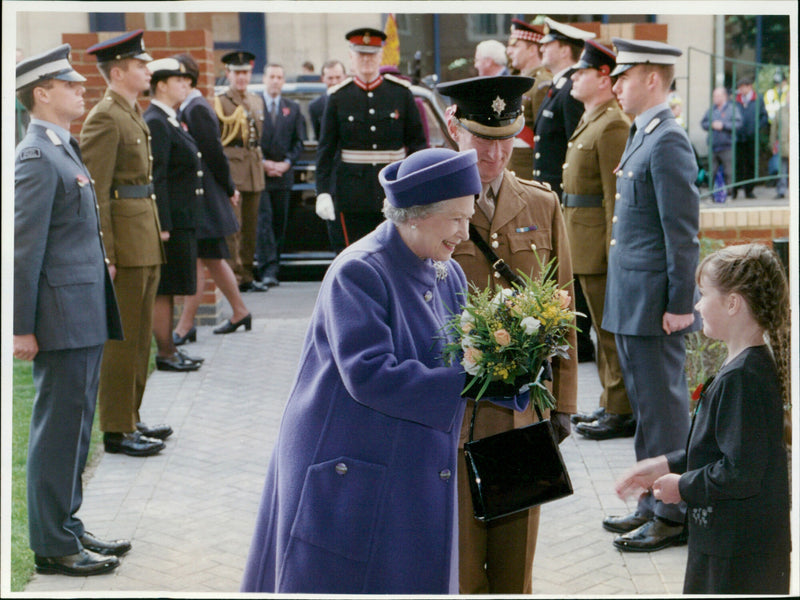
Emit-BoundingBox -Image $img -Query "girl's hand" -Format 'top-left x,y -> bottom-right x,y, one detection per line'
653,474 -> 682,504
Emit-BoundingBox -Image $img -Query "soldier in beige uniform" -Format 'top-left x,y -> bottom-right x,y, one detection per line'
562,40 -> 635,440
80,30 -> 169,457
216,50 -> 267,292
439,75 -> 577,595
506,19 -> 551,179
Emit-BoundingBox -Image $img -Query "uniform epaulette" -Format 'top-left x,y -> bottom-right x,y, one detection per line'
328,77 -> 353,95
384,73 -> 412,88
537,80 -> 551,90
644,117 -> 661,134
515,176 -> 551,191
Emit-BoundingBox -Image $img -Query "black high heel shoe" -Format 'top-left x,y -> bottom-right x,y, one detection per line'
213,313 -> 252,334
173,326 -> 197,346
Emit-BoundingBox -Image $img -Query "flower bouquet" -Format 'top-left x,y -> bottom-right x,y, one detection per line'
441,257 -> 577,412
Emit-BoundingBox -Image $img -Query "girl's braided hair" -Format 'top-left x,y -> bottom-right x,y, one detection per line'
696,243 -> 791,409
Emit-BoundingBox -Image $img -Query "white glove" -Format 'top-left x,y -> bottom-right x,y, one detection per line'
315,193 -> 336,221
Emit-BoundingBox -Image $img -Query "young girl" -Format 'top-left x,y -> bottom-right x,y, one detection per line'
615,243 -> 791,594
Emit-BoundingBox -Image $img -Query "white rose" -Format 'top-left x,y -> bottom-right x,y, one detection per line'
521,316 -> 541,335
460,309 -> 474,327
461,335 -> 476,350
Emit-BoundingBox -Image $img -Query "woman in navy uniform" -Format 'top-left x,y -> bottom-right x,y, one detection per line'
144,58 -> 204,371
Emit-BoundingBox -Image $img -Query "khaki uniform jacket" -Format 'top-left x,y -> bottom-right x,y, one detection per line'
453,171 -> 578,429
217,88 -> 266,193
525,66 -> 552,127
80,89 -> 163,267
562,99 -> 630,274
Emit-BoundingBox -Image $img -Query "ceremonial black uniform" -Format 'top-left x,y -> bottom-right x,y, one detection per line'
316,74 -> 426,243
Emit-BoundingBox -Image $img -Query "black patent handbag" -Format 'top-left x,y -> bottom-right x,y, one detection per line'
463,397 -> 573,521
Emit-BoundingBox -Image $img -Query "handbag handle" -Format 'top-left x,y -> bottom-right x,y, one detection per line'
468,396 -> 545,443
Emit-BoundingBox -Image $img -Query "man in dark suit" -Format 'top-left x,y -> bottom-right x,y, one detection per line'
602,38 -> 701,552
255,63 -> 305,287
315,27 -> 427,245
15,44 -> 128,576
81,30 -> 170,457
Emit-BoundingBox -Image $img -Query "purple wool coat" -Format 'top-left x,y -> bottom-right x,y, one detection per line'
243,221 -> 474,593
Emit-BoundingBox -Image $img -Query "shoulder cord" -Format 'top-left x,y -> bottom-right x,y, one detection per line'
214,96 -> 249,147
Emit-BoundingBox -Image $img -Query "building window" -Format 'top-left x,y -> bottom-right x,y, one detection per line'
145,12 -> 186,31
467,14 -> 512,40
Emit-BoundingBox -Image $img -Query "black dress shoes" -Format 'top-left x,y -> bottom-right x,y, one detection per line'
602,510 -> 651,533
613,517 -> 688,552
104,431 -> 165,457
177,347 -> 204,364
136,422 -> 173,440
239,280 -> 268,292
79,532 -> 132,556
576,413 -> 636,440
35,549 -> 119,576
172,326 -> 197,346
571,407 -> 605,425
213,313 -> 252,334
261,275 -> 280,288
156,352 -> 201,372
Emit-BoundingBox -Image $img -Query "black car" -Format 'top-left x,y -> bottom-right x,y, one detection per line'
217,80 -> 457,278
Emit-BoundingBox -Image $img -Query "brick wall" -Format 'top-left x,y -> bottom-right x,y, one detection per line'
64,29 -> 224,324
699,206 -> 790,246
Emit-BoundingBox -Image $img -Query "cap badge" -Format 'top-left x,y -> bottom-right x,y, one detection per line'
491,96 -> 506,116
363,32 -> 371,44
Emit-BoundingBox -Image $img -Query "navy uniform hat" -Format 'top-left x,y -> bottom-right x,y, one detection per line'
346,27 -> 387,54
174,54 -> 199,86
16,43 -> 86,91
610,38 -> 682,77
379,148 -> 481,208
222,50 -> 256,71
509,19 -> 545,44
436,75 -> 534,140
573,39 -> 617,75
147,57 -> 190,83
540,17 -> 595,46
87,29 -> 152,63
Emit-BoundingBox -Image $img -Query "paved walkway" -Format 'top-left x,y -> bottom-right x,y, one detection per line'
24,282 -> 691,595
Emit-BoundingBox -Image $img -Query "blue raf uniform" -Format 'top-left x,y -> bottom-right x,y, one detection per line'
14,44 -> 124,573
603,38 -> 701,534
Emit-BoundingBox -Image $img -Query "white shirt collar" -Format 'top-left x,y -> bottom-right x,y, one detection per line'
150,98 -> 177,119
180,88 -> 203,112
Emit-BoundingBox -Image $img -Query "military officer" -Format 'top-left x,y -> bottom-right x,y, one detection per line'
315,27 -> 427,245
440,75 -> 577,595
532,17 -> 594,198
601,38 -> 701,553
506,19 -> 551,179
15,43 -> 128,576
561,40 -> 634,440
81,30 -> 170,458
216,50 -> 268,292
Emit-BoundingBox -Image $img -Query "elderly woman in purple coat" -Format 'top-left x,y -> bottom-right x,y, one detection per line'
241,148 -> 528,594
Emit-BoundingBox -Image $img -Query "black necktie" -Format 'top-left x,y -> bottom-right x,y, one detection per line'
627,123 -> 637,146
70,137 -> 83,161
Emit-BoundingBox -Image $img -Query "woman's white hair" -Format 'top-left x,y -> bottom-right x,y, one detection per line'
382,197 -> 456,225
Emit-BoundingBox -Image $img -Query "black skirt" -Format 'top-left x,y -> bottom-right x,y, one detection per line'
157,229 -> 197,296
197,236 -> 230,260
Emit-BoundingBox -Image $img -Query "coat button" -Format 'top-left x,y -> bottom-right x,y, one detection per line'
369,108 -> 375,114
530,243 -> 537,251
151,194 -> 157,200
197,170 -> 203,177
577,143 -> 584,149
610,239 -> 617,246
367,92 -> 374,98
370,125 -> 376,132
149,155 -> 153,160
99,231 -> 104,237
493,271 -> 501,278
534,135 -> 540,142
348,115 -> 354,122
372,144 -> 378,149
439,469 -> 451,481
615,193 -> 621,200
105,258 -> 111,264
534,152 -> 540,159
616,171 -> 621,177
567,141 -> 573,148
628,171 -> 633,177
136,138 -> 141,144
612,215 -> 618,223
491,241 -> 499,249
491,232 -> 498,239
562,163 -> 568,169
197,152 -> 202,158
424,291 -> 433,302
335,462 -> 348,475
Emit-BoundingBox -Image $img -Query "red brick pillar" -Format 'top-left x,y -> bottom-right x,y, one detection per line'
65,29 -> 224,325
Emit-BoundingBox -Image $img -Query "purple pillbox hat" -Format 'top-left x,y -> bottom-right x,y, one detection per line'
379,148 -> 481,208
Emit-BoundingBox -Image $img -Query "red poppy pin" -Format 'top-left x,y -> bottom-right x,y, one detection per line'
181,122 -> 189,132
390,109 -> 400,120
691,383 -> 704,402
76,174 -> 90,187
282,107 -> 290,117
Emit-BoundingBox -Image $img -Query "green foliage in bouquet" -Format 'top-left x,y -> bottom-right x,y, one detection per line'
441,257 -> 577,411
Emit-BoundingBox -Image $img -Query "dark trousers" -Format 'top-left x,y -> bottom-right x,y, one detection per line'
735,139 -> 757,195
615,333 -> 690,523
255,187 -> 289,280
339,212 -> 384,247
28,345 -> 104,556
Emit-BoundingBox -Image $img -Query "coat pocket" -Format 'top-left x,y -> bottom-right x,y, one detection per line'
290,457 -> 386,562
45,263 -> 100,287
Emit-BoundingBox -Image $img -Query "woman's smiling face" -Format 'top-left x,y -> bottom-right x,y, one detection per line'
405,195 -> 475,261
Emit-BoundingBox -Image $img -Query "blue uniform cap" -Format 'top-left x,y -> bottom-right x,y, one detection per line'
87,29 -> 152,63
610,38 -> 682,77
379,148 -> 481,208
16,43 -> 86,91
